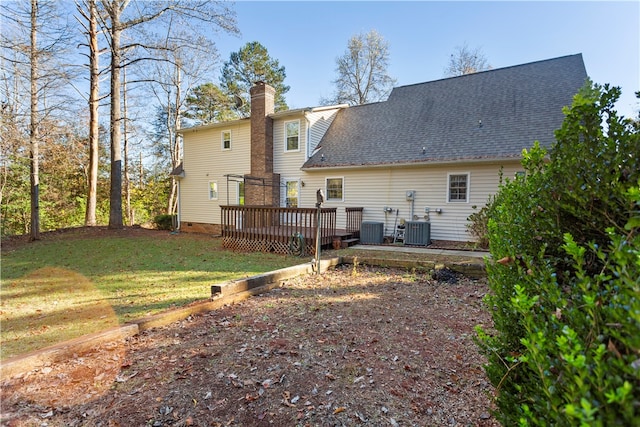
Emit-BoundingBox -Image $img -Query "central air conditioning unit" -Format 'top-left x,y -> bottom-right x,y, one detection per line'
404,221 -> 431,246
360,221 -> 384,244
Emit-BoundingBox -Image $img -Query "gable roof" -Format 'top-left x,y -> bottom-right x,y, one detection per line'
179,105 -> 349,135
302,54 -> 587,170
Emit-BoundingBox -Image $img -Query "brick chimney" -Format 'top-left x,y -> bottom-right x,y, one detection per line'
245,81 -> 280,206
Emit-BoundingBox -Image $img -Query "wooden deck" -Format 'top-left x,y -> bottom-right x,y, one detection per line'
221,206 -> 363,256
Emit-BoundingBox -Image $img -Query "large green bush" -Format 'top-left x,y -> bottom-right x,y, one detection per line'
153,214 -> 176,230
476,83 -> 639,425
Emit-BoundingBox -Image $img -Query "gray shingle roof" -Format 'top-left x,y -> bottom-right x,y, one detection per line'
302,54 -> 587,169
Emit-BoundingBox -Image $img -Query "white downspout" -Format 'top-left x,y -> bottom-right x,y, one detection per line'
176,180 -> 181,230
304,112 -> 311,160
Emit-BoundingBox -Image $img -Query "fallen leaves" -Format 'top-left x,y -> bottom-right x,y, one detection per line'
1,265 -> 499,426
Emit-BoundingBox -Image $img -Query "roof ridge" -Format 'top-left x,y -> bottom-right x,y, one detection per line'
394,53 -> 584,91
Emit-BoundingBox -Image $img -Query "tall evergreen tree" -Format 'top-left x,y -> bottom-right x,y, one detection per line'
220,41 -> 289,116
184,82 -> 235,125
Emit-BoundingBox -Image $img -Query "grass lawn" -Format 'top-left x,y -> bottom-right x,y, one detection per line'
0,229 -> 303,360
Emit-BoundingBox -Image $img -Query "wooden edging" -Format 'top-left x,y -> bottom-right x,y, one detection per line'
0,256 -> 484,381
341,256 -> 486,279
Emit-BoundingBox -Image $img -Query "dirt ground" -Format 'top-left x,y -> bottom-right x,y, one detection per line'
1,260 -> 497,427
2,227 -> 495,426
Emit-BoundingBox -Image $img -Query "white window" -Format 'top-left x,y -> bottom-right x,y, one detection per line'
285,180 -> 299,207
221,130 -> 231,150
285,120 -> 300,152
447,173 -> 469,202
326,177 -> 344,202
208,181 -> 218,200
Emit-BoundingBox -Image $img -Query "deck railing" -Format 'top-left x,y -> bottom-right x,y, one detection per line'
221,205 -> 337,255
345,207 -> 364,238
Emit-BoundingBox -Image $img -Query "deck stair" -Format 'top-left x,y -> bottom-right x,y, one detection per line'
333,230 -> 359,249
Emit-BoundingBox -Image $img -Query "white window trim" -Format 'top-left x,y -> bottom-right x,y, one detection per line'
208,181 -> 218,200
284,119 -> 300,152
221,130 -> 232,151
447,172 -> 470,203
325,176 -> 344,202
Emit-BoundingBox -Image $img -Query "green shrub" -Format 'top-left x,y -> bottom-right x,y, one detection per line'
466,202 -> 491,249
476,82 -> 640,425
153,214 -> 176,230
467,170 -> 503,250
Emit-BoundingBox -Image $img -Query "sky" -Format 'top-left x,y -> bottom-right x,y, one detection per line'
210,1 -> 639,119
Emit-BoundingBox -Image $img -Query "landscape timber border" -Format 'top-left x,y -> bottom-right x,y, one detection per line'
0,256 -> 485,381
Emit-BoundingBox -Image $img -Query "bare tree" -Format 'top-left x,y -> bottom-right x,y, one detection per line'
142,28 -> 221,217
328,30 -> 396,106
98,0 -> 238,228
75,0 -> 104,226
28,0 -> 41,240
1,0 -> 74,240
445,43 -> 491,77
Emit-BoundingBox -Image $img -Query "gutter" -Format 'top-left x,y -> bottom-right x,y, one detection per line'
301,156 -> 524,171
179,118 -> 249,135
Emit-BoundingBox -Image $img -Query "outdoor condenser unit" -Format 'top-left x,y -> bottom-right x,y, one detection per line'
360,221 -> 384,244
404,221 -> 431,246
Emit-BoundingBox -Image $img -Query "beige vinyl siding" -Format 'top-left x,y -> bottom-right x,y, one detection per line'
274,116 -> 306,207
306,108 -> 341,155
180,123 -> 251,225
274,118 -> 306,178
299,161 -> 521,241
273,109 -> 343,205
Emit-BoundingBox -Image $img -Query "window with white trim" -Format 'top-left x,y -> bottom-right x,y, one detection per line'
221,130 -> 231,150
326,177 -> 344,202
447,173 -> 469,202
208,181 -> 218,200
285,120 -> 300,151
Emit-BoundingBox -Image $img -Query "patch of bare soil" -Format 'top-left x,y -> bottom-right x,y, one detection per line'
1,265 -> 497,427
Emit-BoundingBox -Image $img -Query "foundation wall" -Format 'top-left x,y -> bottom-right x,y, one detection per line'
179,222 -> 221,235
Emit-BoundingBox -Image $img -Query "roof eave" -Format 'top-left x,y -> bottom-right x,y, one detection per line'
179,118 -> 250,134
301,156 -> 525,171
269,104 -> 349,119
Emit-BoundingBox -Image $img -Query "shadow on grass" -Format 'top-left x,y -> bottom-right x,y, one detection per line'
1,233 -> 304,360
1,267 -> 120,360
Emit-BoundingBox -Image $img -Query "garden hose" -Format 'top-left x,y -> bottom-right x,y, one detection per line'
289,232 -> 305,256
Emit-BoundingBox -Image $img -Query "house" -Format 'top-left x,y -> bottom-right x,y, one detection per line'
175,54 -> 587,245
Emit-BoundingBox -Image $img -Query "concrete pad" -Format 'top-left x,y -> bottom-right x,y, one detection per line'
350,244 -> 489,259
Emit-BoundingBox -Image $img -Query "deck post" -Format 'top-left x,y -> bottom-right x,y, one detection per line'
315,189 -> 324,273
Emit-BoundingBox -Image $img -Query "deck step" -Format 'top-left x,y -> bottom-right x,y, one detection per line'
341,238 -> 360,249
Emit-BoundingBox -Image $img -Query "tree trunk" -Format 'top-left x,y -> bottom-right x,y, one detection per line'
29,0 -> 40,241
167,61 -> 181,216
108,4 -> 123,228
123,67 -> 132,225
85,0 -> 99,226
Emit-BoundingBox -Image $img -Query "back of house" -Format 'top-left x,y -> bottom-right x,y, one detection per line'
175,54 -> 588,243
